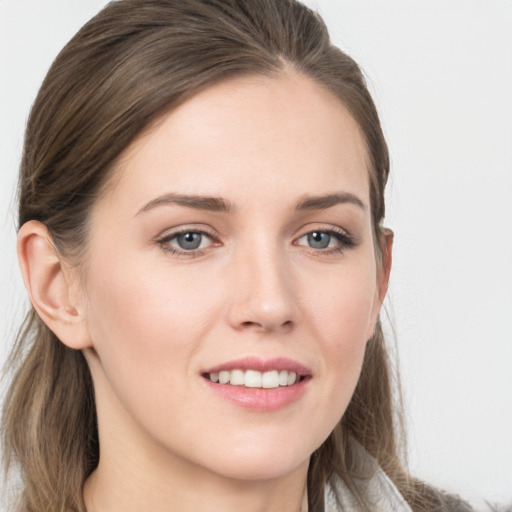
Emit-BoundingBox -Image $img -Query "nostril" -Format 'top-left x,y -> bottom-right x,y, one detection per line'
241,321 -> 258,328
239,319 -> 294,333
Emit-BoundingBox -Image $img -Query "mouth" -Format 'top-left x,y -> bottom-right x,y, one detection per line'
201,357 -> 312,407
203,369 -> 310,389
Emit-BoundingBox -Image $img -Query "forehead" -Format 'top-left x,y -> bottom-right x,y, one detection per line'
101,72 -> 370,213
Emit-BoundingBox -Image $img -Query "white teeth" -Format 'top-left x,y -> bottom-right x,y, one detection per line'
245,370 -> 262,388
207,369 -> 300,388
230,369 -> 245,386
262,370 -> 279,389
287,372 -> 297,385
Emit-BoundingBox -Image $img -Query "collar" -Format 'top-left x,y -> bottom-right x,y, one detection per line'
324,449 -> 412,512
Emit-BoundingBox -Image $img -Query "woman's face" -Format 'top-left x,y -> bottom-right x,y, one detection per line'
79,72 -> 389,483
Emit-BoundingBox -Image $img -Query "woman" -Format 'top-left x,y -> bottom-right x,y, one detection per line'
1,0 -> 474,511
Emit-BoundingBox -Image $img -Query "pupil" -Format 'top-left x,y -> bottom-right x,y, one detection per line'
177,232 -> 202,250
308,232 -> 330,249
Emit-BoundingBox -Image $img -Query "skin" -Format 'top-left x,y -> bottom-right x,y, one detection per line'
18,71 -> 392,512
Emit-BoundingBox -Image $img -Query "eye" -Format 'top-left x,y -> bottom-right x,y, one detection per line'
303,231 -> 333,249
296,228 -> 356,253
157,229 -> 215,254
174,232 -> 207,250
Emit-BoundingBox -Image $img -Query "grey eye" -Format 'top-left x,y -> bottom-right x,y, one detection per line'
307,231 -> 331,249
158,229 -> 215,254
175,232 -> 204,250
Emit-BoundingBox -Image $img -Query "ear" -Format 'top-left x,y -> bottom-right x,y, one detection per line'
377,227 -> 394,303
366,227 -> 394,339
17,220 -> 92,350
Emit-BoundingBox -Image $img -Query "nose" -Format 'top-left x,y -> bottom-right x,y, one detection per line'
226,245 -> 299,334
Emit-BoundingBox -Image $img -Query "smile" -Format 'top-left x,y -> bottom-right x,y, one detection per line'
202,357 -> 311,410
206,369 -> 300,388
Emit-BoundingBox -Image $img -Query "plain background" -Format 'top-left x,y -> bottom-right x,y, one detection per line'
1,0 -> 511,508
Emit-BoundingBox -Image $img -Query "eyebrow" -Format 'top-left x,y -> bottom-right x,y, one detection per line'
136,193 -> 235,215
136,191 -> 366,216
296,192 -> 366,211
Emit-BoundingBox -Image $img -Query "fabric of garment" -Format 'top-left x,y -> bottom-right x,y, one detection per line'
324,470 -> 412,512
323,446 -> 412,512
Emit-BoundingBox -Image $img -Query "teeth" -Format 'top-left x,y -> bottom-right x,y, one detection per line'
262,370 -> 279,389
207,369 -> 300,388
245,370 -> 262,388
230,369 -> 245,386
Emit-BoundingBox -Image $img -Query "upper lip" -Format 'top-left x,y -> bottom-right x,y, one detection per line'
202,356 -> 312,377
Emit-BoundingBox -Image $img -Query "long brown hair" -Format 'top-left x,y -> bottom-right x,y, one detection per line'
1,1 -> 454,511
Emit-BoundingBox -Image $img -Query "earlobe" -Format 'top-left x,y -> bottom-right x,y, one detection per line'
17,220 -> 92,350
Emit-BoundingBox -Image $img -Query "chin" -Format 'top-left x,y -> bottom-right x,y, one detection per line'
187,430 -> 321,482
206,453 -> 309,482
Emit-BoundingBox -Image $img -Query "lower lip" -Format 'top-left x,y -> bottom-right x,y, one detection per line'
203,377 -> 310,411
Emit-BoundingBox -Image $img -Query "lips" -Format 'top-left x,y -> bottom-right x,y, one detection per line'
201,357 -> 311,411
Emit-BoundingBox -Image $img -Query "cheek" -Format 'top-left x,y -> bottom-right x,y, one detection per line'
302,260 -> 378,423
83,259 -> 220,395
305,258 -> 377,348
88,251 -> 215,329
81,258 -> 232,463
320,287 -> 373,375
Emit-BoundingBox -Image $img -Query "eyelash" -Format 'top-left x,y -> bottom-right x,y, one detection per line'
156,226 -> 357,257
